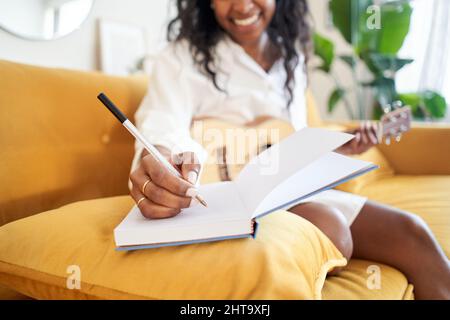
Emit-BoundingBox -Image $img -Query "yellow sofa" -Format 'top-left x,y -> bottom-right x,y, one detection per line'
0,59 -> 449,299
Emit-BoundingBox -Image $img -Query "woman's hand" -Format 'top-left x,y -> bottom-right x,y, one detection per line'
336,122 -> 380,156
129,147 -> 201,219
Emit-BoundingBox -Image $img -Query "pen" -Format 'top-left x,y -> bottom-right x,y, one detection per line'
97,93 -> 207,207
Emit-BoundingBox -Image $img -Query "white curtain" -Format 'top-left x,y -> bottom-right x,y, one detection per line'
395,0 -> 450,120
418,0 -> 450,94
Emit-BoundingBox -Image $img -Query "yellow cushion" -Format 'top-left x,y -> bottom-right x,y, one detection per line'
357,175 -> 450,258
0,196 -> 347,300
322,259 -> 414,300
0,283 -> 31,300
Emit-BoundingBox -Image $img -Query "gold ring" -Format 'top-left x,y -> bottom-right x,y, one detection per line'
137,197 -> 146,207
141,179 -> 151,195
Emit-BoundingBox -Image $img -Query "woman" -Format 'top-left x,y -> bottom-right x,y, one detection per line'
129,0 -> 450,299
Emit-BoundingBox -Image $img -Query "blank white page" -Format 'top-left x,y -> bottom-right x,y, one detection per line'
119,182 -> 245,229
252,152 -> 376,218
235,128 -> 354,215
115,181 -> 248,246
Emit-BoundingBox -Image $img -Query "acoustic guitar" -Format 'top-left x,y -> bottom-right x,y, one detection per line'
191,107 -> 412,184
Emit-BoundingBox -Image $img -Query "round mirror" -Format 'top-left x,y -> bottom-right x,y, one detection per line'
0,0 -> 94,41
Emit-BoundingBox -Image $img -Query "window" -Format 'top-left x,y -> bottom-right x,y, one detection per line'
396,0 -> 450,120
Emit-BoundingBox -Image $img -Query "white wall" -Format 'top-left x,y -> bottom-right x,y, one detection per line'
0,0 -> 172,71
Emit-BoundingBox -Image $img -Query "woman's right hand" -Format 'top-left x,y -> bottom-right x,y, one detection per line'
129,148 -> 201,219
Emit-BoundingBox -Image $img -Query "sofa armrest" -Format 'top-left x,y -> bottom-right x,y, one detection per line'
377,124 -> 450,175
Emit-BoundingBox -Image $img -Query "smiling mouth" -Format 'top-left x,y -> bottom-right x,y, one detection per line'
232,13 -> 261,27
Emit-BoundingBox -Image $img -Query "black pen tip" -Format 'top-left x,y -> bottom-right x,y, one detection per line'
97,93 -> 127,123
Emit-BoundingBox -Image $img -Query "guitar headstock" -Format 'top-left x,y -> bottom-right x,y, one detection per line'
378,105 -> 412,145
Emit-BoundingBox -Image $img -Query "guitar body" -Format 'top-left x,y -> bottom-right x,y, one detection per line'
191,117 -> 295,184
190,107 -> 412,184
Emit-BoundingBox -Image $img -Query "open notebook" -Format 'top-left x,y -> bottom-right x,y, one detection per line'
114,128 -> 377,251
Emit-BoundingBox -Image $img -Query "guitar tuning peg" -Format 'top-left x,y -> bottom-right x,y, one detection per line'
395,134 -> 402,143
385,136 -> 391,146
393,101 -> 402,109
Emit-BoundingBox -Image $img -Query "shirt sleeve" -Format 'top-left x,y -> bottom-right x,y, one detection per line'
130,45 -> 208,176
289,52 -> 308,131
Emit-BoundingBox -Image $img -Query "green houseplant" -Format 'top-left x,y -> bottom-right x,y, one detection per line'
314,0 -> 447,120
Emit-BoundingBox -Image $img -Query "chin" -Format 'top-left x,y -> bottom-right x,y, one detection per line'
232,33 -> 263,45
228,25 -> 266,45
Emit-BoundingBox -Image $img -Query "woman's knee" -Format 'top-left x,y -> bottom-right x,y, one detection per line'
394,211 -> 433,248
289,202 -> 354,261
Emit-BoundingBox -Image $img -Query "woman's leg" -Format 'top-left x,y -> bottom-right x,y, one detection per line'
289,202 -> 354,275
290,200 -> 450,299
350,200 -> 450,300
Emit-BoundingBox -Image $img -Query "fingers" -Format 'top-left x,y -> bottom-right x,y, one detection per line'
130,186 -> 181,219
358,122 -> 378,146
344,122 -> 379,156
360,123 -> 369,144
365,121 -> 379,145
129,150 -> 202,219
130,169 -> 191,209
179,152 -> 201,185
141,153 -> 195,197
351,132 -> 361,152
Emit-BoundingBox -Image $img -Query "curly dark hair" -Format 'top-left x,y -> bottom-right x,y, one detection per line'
167,0 -> 311,107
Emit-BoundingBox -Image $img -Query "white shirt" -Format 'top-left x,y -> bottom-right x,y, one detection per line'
130,37 -> 367,224
132,37 -> 308,170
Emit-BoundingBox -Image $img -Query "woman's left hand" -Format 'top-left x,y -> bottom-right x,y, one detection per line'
336,122 -> 380,155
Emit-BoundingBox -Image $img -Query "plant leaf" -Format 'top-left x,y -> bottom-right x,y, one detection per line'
328,88 -> 345,113
315,66 -> 331,73
365,53 -> 414,76
422,90 -> 447,119
313,32 -> 335,73
361,80 -> 377,87
339,55 -> 356,68
376,2 -> 413,54
329,0 -> 412,56
329,0 -> 372,45
329,0 -> 352,44
373,77 -> 397,107
398,92 -> 422,117
372,103 -> 384,120
398,91 -> 447,119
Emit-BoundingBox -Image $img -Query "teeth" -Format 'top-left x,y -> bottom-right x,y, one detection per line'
233,14 -> 259,26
